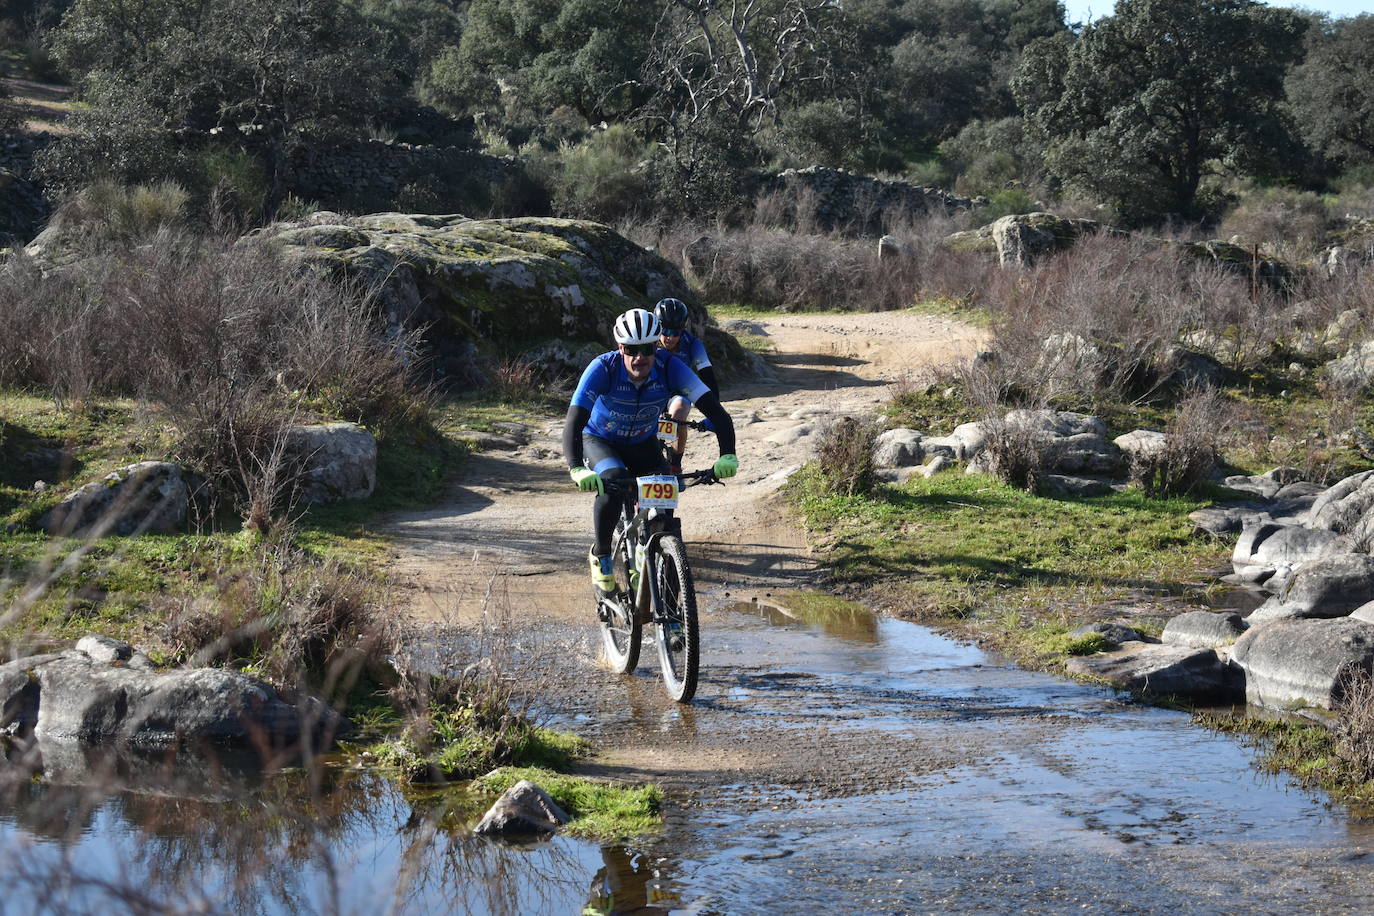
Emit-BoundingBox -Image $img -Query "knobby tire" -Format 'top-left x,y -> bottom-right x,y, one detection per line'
599,518 -> 641,673
650,534 -> 699,702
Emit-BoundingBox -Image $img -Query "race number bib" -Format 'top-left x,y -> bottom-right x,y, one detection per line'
636,475 -> 680,509
656,418 -> 678,442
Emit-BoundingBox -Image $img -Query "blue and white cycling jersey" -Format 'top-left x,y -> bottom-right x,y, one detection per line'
572,351 -> 710,444
661,330 -> 711,372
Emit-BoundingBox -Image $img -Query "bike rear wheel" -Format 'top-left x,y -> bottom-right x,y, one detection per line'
598,520 -> 641,673
649,534 -> 699,702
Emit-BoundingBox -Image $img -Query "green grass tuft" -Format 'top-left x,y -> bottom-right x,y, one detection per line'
473,766 -> 664,839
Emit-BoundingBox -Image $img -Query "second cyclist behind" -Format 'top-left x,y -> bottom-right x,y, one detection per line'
653,297 -> 720,474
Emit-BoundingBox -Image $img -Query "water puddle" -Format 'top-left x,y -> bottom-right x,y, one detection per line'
0,752 -> 669,915
5,593 -> 1374,914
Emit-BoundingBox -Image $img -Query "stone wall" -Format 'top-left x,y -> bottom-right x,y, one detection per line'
756,166 -> 976,233
286,140 -> 545,216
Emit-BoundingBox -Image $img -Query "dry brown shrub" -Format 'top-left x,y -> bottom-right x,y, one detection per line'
978,410 -> 1054,493
1218,187 -> 1330,261
1131,387 -> 1238,497
0,233 -> 430,522
490,357 -> 539,402
163,541 -> 392,691
1185,263 -> 1292,371
626,209 -> 984,313
816,415 -> 880,496
1336,667 -> 1374,784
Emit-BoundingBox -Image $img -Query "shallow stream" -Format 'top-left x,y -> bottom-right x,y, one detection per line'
4,597 -> 1374,915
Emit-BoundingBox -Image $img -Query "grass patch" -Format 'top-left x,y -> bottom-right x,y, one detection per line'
905,297 -> 994,327
436,390 -> 563,435
706,302 -> 844,319
1194,712 -> 1374,808
733,333 -> 776,355
473,766 -> 664,839
1029,627 -> 1115,658
0,392 -> 476,658
364,716 -> 588,783
788,467 -> 1221,626
883,382 -> 979,433
1,393 -> 177,521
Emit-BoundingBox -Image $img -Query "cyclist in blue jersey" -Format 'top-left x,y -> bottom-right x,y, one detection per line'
563,307 -> 739,595
654,297 -> 719,473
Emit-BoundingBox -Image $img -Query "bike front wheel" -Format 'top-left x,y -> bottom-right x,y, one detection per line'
648,534 -> 699,702
599,525 -> 641,673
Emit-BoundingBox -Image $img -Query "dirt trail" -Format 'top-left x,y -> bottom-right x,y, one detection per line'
381,311 -> 985,623
378,310 -> 987,790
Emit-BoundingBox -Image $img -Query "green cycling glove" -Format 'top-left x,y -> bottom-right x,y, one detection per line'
713,454 -> 739,479
569,466 -> 604,494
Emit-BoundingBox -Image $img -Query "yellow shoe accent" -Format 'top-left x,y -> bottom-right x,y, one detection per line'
589,552 -> 615,594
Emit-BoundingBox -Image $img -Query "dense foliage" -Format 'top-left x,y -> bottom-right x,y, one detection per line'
1,1 -> 1373,224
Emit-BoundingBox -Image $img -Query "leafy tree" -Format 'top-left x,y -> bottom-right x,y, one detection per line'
1014,0 -> 1307,224
424,0 -> 655,126
32,78 -> 189,191
47,0 -> 397,212
351,0 -> 464,86
1288,14 -> 1374,169
845,0 -> 1066,160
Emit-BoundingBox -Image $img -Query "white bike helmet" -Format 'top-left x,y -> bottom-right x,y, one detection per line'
613,308 -> 661,345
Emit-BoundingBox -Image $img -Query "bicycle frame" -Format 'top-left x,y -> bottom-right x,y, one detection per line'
607,470 -> 715,621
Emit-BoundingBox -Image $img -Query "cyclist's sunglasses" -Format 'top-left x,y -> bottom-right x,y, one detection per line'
621,343 -> 655,357
661,327 -> 684,337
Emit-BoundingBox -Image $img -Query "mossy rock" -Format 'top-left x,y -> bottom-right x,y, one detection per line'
941,212 -> 1100,262
258,213 -> 692,355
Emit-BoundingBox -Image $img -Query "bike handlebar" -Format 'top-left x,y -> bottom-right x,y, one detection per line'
602,469 -> 722,493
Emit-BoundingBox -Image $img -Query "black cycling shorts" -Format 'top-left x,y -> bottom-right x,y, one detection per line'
583,433 -> 667,480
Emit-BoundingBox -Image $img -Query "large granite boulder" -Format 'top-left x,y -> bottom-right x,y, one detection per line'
1066,643 -> 1241,702
284,422 -> 377,504
1,638 -> 344,750
1247,553 -> 1374,621
37,461 -> 203,537
1230,523 -> 1340,585
1231,618 -> 1374,710
873,429 -> 924,467
1113,429 -> 1168,463
943,212 -> 1100,267
1161,611 -> 1248,649
1308,469 -> 1374,533
250,214 -> 702,378
965,410 -> 1122,478
1325,340 -> 1374,390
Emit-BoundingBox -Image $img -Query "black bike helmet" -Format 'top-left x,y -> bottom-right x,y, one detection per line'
654,297 -> 690,331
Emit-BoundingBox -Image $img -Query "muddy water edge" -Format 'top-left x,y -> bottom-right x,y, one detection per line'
7,589 -> 1374,915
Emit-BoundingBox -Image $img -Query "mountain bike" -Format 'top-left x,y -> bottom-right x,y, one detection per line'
596,465 -> 719,702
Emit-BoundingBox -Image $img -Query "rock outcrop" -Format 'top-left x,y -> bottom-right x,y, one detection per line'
1089,465 -> 1374,711
1,637 -> 345,750
757,166 -> 973,232
284,422 -> 378,504
1066,642 -> 1241,701
38,461 -> 204,538
943,212 -> 1101,267
251,213 -> 698,379
1232,618 -> 1374,709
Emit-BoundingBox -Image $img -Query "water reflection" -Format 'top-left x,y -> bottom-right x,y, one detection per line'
0,742 -> 665,916
724,594 -> 878,643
